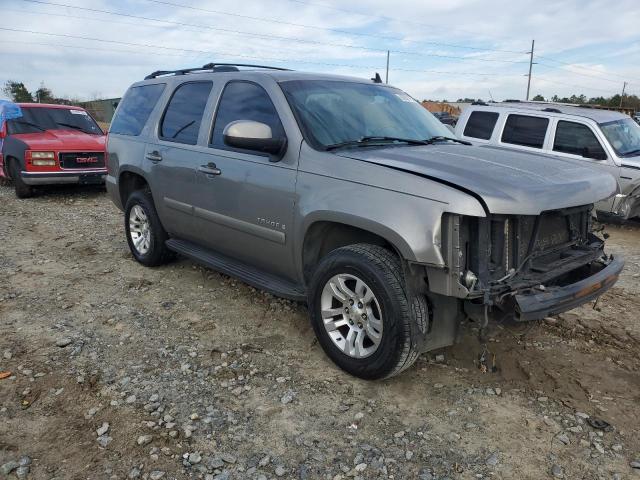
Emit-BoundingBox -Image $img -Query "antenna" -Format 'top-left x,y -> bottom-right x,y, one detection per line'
371,72 -> 383,84
488,90 -> 494,102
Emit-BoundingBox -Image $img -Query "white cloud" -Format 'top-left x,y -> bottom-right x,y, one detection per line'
0,0 -> 638,101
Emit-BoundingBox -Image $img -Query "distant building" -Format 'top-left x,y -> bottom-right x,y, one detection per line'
80,98 -> 120,124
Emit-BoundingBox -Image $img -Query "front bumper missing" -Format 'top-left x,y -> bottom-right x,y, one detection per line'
514,256 -> 624,321
21,171 -> 106,186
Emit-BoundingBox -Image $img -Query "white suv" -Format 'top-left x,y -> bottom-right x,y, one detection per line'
455,101 -> 640,220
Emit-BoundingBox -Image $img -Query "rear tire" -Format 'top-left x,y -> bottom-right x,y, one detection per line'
308,244 -> 425,379
124,190 -> 173,267
9,159 -> 34,199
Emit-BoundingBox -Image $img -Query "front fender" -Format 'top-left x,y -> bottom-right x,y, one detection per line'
293,168 -> 486,276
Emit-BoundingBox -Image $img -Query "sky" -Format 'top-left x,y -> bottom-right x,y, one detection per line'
0,0 -> 639,103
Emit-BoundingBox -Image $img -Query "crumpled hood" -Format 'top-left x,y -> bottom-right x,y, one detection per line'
336,144 -> 618,215
11,129 -> 105,151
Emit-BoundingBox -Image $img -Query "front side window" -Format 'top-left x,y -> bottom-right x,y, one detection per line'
279,80 -> 452,149
600,118 -> 640,157
160,82 -> 213,145
501,114 -> 549,149
8,107 -> 102,135
553,121 -> 606,159
110,83 -> 165,136
463,111 -> 499,140
211,81 -> 284,148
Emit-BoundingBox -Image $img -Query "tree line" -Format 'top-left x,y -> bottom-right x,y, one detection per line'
2,80 -> 83,105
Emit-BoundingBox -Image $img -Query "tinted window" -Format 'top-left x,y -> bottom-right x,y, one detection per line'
7,107 -> 102,135
160,82 -> 212,145
501,114 -> 549,149
211,81 -> 284,148
553,121 -> 606,159
110,83 -> 165,136
463,111 -> 499,140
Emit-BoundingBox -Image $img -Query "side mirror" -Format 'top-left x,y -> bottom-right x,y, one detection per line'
223,120 -> 286,160
582,147 -> 607,161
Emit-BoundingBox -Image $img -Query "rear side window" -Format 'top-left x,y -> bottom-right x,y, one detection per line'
463,111 -> 499,140
160,81 -> 213,145
210,81 -> 284,148
110,83 -> 165,136
553,121 -> 606,159
501,114 -> 549,149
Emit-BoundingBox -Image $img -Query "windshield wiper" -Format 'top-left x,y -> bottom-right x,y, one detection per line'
621,148 -> 640,157
14,120 -> 46,132
172,120 -> 195,139
324,136 -> 430,151
423,136 -> 472,145
56,122 -> 91,133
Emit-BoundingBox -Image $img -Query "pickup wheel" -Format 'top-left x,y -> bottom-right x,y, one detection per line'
9,159 -> 34,199
308,244 -> 424,379
124,190 -> 173,267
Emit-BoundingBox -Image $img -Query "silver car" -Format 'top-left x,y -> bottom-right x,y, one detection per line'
106,64 -> 623,379
455,101 -> 640,220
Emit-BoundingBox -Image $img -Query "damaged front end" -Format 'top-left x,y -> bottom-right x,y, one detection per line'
431,206 -> 624,323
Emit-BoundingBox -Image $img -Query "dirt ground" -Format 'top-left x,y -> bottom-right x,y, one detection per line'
0,182 -> 639,480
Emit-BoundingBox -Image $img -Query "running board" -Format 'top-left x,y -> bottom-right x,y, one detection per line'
166,239 -> 307,302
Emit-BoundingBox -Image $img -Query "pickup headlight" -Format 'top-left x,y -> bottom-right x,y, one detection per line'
30,151 -> 56,166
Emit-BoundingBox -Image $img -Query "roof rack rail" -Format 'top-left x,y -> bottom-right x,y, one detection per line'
542,107 -> 562,113
471,100 -> 488,106
145,63 -> 292,80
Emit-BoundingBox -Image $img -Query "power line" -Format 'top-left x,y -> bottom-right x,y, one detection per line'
0,27 -> 522,77
15,0 -> 528,64
535,54 -> 629,80
283,0 -> 522,50
139,0 -> 528,56
535,61 -> 625,85
533,76 -> 619,94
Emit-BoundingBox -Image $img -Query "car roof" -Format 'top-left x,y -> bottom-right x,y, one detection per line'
470,101 -> 628,124
134,68 -> 382,88
17,103 -> 86,110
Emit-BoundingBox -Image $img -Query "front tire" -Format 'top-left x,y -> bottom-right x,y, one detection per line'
9,159 -> 34,199
124,190 -> 173,267
308,244 -> 424,379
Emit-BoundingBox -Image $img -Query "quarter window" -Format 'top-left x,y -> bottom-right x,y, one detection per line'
501,114 -> 549,149
553,121 -> 606,159
160,82 -> 213,145
211,81 -> 284,150
110,83 -> 165,136
463,111 -> 499,140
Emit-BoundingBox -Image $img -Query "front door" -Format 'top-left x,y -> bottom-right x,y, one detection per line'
189,80 -> 298,281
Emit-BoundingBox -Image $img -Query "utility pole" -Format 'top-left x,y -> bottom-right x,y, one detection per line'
620,81 -> 627,107
385,50 -> 390,84
526,39 -> 535,101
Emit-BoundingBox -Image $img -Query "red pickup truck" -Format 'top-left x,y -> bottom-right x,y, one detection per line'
0,103 -> 107,198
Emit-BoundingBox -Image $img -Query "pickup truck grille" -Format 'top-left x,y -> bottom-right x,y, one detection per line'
59,152 -> 105,170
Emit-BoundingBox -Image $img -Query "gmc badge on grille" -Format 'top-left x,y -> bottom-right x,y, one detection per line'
76,156 -> 99,163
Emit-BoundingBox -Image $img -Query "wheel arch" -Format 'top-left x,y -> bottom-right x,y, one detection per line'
118,168 -> 149,207
299,214 -> 415,284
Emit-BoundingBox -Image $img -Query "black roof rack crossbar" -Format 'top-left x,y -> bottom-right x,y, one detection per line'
145,63 -> 292,80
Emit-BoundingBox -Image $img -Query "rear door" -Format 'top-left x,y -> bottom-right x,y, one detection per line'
146,81 -> 214,239
189,80 -> 299,280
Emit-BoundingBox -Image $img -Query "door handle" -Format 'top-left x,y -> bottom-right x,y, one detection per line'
197,162 -> 222,176
145,151 -> 163,162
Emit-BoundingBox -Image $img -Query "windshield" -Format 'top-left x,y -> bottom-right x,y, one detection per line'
7,107 -> 103,135
600,118 -> 640,157
279,80 -> 453,149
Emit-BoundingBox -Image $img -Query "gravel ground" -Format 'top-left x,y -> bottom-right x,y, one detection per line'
0,182 -> 639,480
